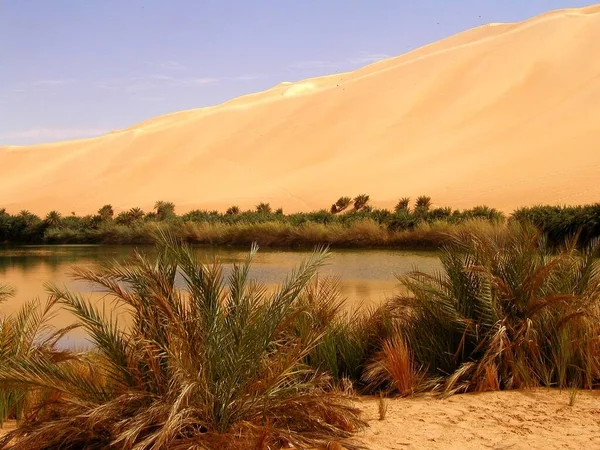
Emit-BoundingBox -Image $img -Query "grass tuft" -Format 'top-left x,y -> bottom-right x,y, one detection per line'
377,393 -> 387,421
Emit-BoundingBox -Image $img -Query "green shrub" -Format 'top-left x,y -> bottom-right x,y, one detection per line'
0,234 -> 364,449
385,223 -> 600,395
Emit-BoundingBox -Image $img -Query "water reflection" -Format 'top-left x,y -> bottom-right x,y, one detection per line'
0,245 -> 441,344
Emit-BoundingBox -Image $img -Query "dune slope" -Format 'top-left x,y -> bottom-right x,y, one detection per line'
2,4 -> 600,215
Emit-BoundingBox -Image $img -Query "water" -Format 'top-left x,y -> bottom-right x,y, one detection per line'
0,245 -> 440,344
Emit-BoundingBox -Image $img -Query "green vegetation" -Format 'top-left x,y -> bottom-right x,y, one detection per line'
512,204 -> 600,247
2,224 -> 600,447
388,223 -> 600,394
0,196 -> 506,248
0,234 -> 364,449
298,223 -> 600,397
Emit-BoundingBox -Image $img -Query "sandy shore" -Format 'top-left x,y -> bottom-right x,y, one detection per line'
357,389 -> 600,449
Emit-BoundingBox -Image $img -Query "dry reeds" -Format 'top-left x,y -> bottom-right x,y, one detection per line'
0,232 -> 365,449
363,336 -> 425,397
390,223 -> 600,395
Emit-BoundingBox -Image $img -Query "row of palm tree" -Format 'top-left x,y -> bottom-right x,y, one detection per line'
329,195 -> 433,215
330,195 -> 370,214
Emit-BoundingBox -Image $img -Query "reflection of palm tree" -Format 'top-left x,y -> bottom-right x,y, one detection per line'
0,283 -> 14,301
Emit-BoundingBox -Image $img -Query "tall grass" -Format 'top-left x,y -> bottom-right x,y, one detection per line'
0,233 -> 364,449
293,277 -> 367,386
377,223 -> 600,395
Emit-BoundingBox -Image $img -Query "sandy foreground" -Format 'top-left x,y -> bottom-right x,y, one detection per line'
2,4 -> 600,215
1,390 -> 597,449
358,389 -> 600,449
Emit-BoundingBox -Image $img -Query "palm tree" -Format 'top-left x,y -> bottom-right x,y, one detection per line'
334,197 -> 352,214
97,204 -> 114,222
44,211 -> 62,228
17,210 -> 39,227
114,211 -> 131,226
353,194 -> 370,211
394,197 -> 411,213
255,202 -> 272,214
0,233 -> 364,449
414,196 -> 432,211
154,201 -> 176,221
128,207 -> 145,222
225,206 -> 240,216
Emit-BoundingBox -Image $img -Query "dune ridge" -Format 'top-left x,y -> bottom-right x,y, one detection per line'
2,4 -> 600,215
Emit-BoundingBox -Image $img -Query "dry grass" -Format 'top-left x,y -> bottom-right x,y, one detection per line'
377,394 -> 387,421
43,216 -> 506,250
363,336 -> 425,397
389,223 -> 600,395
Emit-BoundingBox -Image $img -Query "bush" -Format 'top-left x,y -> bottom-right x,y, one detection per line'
384,223 -> 600,395
512,204 -> 600,247
0,234 -> 364,449
293,277 -> 367,385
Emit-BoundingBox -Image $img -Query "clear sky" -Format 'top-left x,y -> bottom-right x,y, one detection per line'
1,0 -> 596,145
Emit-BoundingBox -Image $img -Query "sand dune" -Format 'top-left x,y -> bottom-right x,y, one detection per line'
2,4 -> 600,215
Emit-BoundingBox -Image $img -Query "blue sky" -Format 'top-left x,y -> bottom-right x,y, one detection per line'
1,0 -> 596,145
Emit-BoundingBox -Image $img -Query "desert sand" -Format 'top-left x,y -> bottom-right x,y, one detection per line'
358,389 -> 600,449
2,4 -> 600,215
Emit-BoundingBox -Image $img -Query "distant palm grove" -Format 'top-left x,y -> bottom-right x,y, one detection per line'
1,195 -> 599,248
